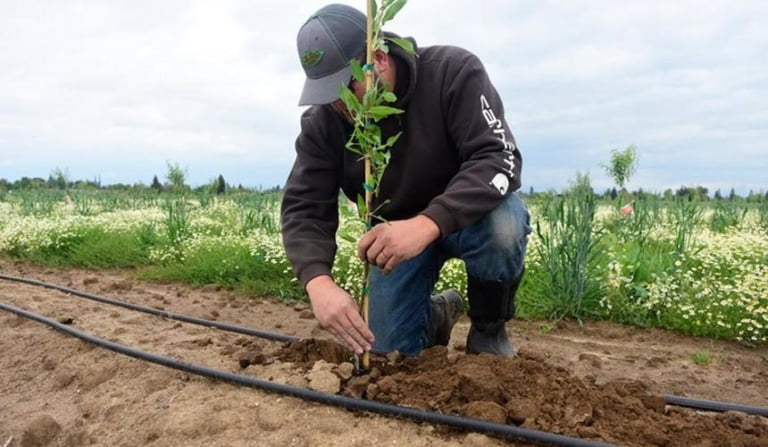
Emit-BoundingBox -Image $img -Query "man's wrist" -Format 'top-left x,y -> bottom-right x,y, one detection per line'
306,274 -> 336,296
415,214 -> 441,243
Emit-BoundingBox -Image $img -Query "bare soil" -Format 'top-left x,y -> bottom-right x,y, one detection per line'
0,259 -> 766,447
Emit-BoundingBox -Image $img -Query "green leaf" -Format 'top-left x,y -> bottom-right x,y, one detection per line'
378,38 -> 389,53
375,151 -> 391,170
338,232 -> 356,243
385,132 -> 402,148
381,91 -> 397,103
338,86 -> 361,114
387,37 -> 415,55
362,123 -> 382,144
372,151 -> 386,165
350,59 -> 364,83
369,105 -> 404,121
382,0 -> 406,24
356,194 -> 367,220
363,88 -> 378,110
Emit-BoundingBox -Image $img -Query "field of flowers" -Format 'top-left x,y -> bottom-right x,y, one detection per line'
0,188 -> 765,345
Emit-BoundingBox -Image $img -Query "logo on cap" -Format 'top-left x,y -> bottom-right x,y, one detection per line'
301,49 -> 325,70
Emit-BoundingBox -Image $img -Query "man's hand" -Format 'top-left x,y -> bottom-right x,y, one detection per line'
305,275 -> 374,354
358,215 -> 440,274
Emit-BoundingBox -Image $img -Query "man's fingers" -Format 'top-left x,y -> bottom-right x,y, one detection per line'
340,322 -> 371,354
382,255 -> 400,274
338,325 -> 369,354
367,240 -> 386,265
333,331 -> 363,355
328,313 -> 373,355
345,308 -> 375,343
375,250 -> 389,269
358,231 -> 375,260
341,330 -> 366,355
328,322 -> 360,353
359,225 -> 389,262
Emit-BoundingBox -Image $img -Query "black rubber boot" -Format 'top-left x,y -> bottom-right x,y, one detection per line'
426,289 -> 464,347
465,273 -> 523,357
466,319 -> 514,357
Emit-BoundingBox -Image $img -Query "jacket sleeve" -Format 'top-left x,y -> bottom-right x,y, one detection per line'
420,50 -> 522,238
280,108 -> 340,287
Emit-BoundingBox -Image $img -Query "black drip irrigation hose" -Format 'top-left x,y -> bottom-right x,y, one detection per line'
664,395 -> 768,417
0,273 -> 297,343
2,273 -> 767,420
0,301 -> 615,447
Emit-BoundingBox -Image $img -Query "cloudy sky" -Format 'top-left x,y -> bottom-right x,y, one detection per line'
1,0 -> 766,194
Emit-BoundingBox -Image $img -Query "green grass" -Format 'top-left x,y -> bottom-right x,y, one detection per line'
692,350 -> 712,366
13,227 -> 155,269
1,186 -> 766,345
138,241 -> 303,301
521,174 -> 606,321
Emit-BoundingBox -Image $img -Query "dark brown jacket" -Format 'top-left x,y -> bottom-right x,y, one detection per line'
281,37 -> 522,286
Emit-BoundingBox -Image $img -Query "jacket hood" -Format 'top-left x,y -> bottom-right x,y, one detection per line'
385,32 -> 418,109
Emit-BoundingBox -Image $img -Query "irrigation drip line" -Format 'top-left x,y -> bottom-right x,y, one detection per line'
0,273 -> 298,343
664,395 -> 768,418
0,301 -> 615,447
2,273 -> 767,419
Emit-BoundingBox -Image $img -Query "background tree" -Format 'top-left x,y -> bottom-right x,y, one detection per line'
48,167 -> 70,190
216,174 -> 226,195
695,186 -> 709,201
165,162 -> 187,192
676,186 -> 691,201
602,145 -> 638,199
675,185 -> 709,202
14,177 -> 45,190
151,175 -> 163,191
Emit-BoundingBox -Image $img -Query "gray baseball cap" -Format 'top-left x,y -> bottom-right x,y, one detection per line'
297,4 -> 367,106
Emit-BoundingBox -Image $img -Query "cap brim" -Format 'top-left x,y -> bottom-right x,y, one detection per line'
298,65 -> 352,106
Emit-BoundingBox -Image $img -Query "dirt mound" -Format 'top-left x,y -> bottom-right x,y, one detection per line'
276,340 -> 768,447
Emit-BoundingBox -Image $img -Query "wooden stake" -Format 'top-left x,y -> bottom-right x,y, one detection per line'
361,0 -> 375,371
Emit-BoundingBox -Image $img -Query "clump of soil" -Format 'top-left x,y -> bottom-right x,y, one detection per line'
277,338 -> 352,367
276,340 -> 768,447
21,414 -> 62,447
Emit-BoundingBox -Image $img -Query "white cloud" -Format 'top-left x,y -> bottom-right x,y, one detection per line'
0,1 -> 766,193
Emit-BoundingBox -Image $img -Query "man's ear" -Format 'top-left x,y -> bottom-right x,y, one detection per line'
373,49 -> 391,74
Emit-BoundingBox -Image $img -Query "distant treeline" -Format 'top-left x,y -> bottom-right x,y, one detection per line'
1,162 -> 767,203
2,175 -> 768,203
529,185 -> 768,203
0,174 -> 282,195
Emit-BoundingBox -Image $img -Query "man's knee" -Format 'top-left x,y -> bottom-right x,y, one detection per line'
487,193 -> 530,248
463,193 -> 530,281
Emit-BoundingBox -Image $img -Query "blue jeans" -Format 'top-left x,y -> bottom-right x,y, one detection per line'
368,193 -> 531,355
